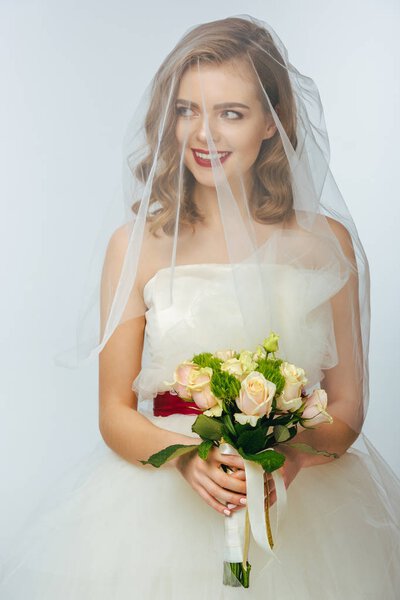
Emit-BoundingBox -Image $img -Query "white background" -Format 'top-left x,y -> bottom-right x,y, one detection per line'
1,0 -> 399,557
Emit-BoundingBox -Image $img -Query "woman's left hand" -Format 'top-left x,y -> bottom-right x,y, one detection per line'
264,444 -> 303,508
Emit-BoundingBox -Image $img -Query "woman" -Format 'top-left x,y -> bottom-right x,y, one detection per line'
1,15 -> 399,599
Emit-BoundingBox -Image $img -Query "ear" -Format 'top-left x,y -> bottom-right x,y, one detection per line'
263,108 -> 279,140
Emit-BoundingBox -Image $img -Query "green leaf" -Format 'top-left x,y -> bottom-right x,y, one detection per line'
286,442 -> 339,459
274,424 -> 291,442
139,444 -> 199,468
220,432 -> 235,447
198,439 -> 214,460
271,413 -> 296,426
237,426 -> 267,454
239,448 -> 286,472
191,414 -> 223,441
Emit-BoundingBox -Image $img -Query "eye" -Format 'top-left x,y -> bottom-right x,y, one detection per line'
176,105 -> 196,118
221,110 -> 243,120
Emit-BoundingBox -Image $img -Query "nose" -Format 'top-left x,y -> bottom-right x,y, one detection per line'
194,113 -> 220,146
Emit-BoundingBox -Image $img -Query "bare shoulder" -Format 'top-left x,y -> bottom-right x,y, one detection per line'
100,224 -> 133,297
105,222 -> 131,257
324,215 -> 356,262
104,220 -> 153,276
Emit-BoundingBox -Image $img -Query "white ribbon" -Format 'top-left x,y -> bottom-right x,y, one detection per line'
220,443 -> 287,565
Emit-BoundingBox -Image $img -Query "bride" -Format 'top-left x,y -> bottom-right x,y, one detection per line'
1,14 -> 399,599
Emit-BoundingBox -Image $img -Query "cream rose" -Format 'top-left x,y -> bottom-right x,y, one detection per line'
221,350 -> 257,381
276,392 -> 303,412
301,389 -> 333,427
252,345 -> 267,361
233,412 -> 261,427
220,358 -> 244,379
236,371 -> 276,417
213,349 -> 236,361
204,399 -> 223,417
277,361 -> 308,412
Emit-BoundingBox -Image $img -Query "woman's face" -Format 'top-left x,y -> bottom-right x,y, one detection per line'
175,60 -> 276,190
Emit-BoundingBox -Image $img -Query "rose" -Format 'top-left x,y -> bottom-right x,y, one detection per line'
220,358 -> 244,379
187,367 -> 220,413
166,361 -> 200,399
213,349 -> 236,361
263,332 -> 279,353
221,350 -> 257,381
252,344 -> 267,361
301,389 -> 333,427
233,413 -> 261,427
235,371 -> 276,421
276,361 -> 308,412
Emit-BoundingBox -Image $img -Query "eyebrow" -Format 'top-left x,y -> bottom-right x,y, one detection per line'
175,99 -> 250,110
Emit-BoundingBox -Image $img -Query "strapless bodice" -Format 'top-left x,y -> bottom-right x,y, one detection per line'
132,263 -> 345,408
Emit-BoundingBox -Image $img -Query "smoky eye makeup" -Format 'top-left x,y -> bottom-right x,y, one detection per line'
220,110 -> 244,119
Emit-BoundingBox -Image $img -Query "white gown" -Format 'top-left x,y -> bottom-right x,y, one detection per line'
1,264 -> 399,599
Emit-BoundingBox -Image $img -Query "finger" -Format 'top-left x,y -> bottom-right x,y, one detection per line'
197,485 -> 234,516
207,478 -> 247,507
214,469 -> 247,494
226,503 -> 246,512
230,469 -> 246,481
212,448 -> 245,470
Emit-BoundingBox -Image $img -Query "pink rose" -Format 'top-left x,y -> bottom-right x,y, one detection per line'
172,361 -> 199,399
236,371 -> 276,417
277,361 -> 308,412
188,367 -> 218,411
301,389 -> 333,427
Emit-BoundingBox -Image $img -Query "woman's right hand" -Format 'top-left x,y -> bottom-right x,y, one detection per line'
175,445 -> 247,516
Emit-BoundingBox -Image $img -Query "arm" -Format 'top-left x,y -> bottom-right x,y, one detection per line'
98,225 -> 198,468
280,217 -> 365,469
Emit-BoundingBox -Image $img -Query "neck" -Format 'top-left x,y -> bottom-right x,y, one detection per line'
193,174 -> 253,228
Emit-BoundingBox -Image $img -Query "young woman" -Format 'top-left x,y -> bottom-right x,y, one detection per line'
1,15 -> 399,599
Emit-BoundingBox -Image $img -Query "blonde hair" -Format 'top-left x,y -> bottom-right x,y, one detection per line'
131,16 -> 297,235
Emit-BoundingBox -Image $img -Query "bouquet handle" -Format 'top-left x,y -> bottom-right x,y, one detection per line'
220,443 -> 287,571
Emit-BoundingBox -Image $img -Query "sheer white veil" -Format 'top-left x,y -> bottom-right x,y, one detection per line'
55,14 -> 370,438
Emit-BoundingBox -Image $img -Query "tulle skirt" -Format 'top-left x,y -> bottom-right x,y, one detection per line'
1,411 -> 399,599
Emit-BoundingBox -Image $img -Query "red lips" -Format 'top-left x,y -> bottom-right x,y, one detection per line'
191,148 -> 232,167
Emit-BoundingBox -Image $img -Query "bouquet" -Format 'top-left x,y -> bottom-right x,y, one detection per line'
140,332 -> 337,588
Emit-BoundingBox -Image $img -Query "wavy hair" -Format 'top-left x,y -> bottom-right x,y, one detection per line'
131,16 -> 297,235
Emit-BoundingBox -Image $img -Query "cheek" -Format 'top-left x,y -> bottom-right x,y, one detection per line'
175,120 -> 196,150
228,124 -> 265,160
245,128 -> 265,153
233,136 -> 263,169
175,123 -> 184,149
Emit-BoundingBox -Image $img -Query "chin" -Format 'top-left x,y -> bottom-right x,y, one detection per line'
192,176 -> 218,189
188,164 -> 232,188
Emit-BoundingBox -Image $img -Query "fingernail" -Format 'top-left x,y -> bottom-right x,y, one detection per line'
227,503 -> 236,509
223,508 -> 231,516
239,497 -> 247,505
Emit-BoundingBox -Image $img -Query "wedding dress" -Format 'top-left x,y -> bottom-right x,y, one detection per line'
1,263 -> 399,599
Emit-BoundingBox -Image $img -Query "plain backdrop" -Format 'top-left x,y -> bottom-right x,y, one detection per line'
1,0 -> 399,557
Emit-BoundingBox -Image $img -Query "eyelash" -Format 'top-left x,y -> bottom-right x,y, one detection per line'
175,106 -> 243,120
